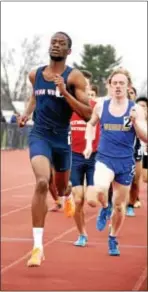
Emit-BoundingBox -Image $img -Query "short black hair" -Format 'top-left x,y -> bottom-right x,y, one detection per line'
91,84 -> 99,96
81,70 -> 93,81
136,96 -> 148,105
55,31 -> 72,49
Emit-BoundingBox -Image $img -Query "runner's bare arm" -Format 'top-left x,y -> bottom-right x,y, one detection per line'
83,103 -> 100,158
85,103 -> 100,145
130,105 -> 148,143
54,70 -> 92,121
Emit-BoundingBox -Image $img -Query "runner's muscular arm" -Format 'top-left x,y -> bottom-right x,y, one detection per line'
69,70 -> 92,119
54,70 -> 92,121
130,104 -> 148,143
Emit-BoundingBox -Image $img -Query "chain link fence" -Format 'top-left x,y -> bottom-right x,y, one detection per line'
1,123 -> 32,150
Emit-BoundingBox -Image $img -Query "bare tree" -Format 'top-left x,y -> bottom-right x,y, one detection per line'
1,35 -> 45,111
1,77 -> 17,112
1,47 -> 16,111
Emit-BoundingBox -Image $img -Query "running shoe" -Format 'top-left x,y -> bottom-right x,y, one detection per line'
74,235 -> 88,247
126,206 -> 135,217
27,248 -> 44,267
96,206 -> 112,231
108,236 -> 120,256
63,195 -> 75,217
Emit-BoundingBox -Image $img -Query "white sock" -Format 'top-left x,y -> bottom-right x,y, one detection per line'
33,228 -> 44,250
59,196 -> 64,205
64,193 -> 72,201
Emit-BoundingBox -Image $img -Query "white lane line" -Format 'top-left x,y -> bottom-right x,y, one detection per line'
2,183 -> 34,192
1,204 -> 31,218
132,266 -> 147,291
59,240 -> 147,249
1,237 -> 32,242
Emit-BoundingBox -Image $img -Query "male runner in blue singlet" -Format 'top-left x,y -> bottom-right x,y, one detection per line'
17,32 -> 92,267
84,68 -> 147,256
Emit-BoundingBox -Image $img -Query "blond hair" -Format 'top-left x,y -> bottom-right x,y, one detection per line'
108,67 -> 133,86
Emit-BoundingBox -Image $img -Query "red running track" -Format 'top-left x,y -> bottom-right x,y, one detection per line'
1,150 -> 147,291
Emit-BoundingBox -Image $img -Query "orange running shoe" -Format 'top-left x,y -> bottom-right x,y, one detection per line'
27,248 -> 44,267
63,195 -> 75,217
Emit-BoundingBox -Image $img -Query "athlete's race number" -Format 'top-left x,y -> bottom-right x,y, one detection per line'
124,116 -> 132,128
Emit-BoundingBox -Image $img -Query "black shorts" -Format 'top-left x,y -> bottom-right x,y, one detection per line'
134,138 -> 142,162
142,154 -> 148,169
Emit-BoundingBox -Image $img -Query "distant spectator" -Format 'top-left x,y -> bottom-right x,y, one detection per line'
88,84 -> 99,102
0,111 -> 6,123
128,86 -> 137,100
10,113 -> 18,124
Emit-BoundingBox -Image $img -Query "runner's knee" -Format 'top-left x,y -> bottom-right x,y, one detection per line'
113,202 -> 126,213
36,177 -> 49,194
75,197 -> 83,206
73,187 -> 84,206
